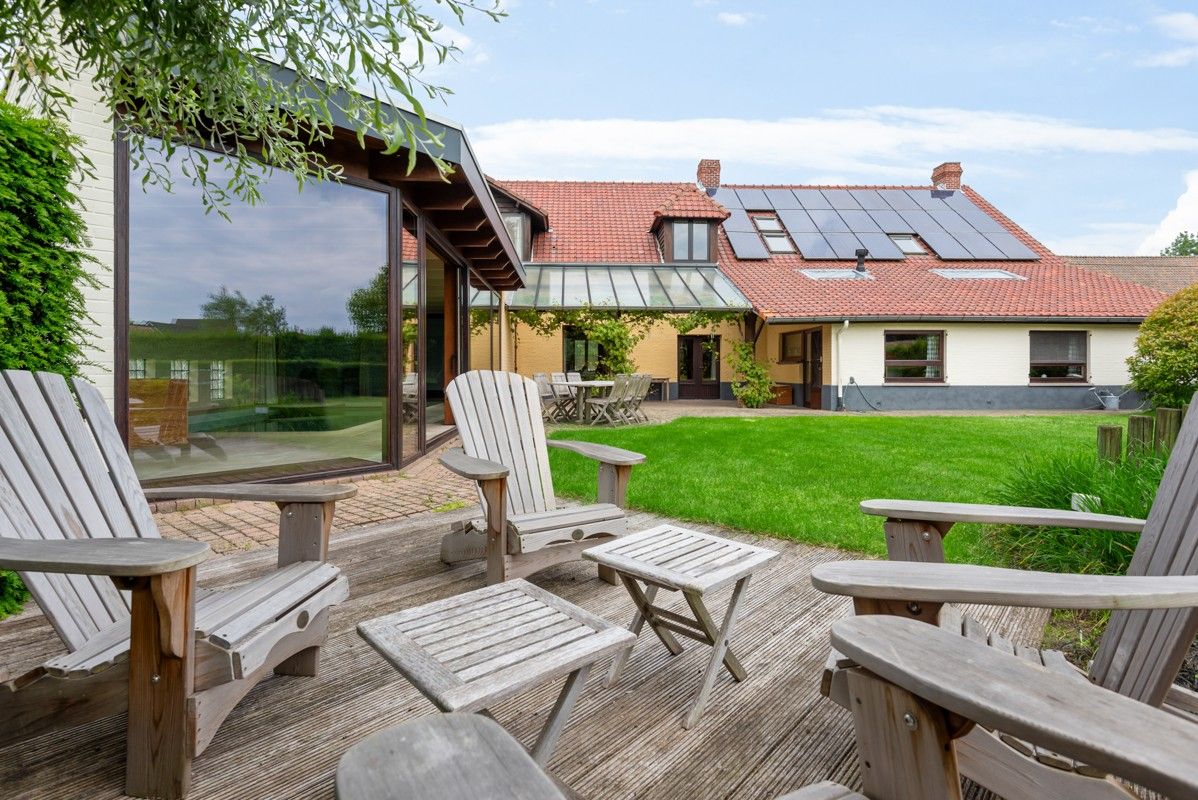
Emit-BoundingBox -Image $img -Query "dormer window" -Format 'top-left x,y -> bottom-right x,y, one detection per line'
751,214 -> 796,253
502,211 -> 531,261
671,220 -> 710,262
889,234 -> 925,255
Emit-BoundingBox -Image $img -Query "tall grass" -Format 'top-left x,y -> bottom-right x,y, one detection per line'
982,451 -> 1165,575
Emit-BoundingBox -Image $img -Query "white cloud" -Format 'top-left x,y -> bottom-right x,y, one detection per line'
473,106 -> 1198,180
1045,223 -> 1157,256
1136,169 -> 1198,254
716,11 -> 752,26
1138,12 -> 1198,67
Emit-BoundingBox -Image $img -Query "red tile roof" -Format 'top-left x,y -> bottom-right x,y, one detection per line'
493,180 -> 725,263
716,185 -> 1165,321
1062,255 -> 1198,296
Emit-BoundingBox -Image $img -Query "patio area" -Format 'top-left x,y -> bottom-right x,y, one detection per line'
0,504 -> 1044,800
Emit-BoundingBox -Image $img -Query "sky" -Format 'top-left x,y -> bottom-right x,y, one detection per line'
409,0 -> 1198,256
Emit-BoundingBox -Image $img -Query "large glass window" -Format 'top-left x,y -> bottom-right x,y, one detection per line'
671,220 -> 711,261
128,141 -> 394,483
564,326 -> 602,376
884,331 -> 944,382
1030,331 -> 1088,382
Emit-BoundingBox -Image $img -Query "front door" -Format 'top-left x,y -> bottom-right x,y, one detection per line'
804,329 -> 823,410
677,335 -> 721,400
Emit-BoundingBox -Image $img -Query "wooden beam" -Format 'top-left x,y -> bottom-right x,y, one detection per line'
368,152 -> 452,183
412,190 -> 477,212
451,233 -> 497,249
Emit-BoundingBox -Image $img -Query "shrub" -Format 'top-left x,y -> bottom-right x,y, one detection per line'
982,450 -> 1164,575
0,102 -> 99,618
727,341 -> 774,408
1128,284 -> 1198,407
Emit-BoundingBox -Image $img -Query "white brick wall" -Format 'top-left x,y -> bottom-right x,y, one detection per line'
836,321 -> 1139,387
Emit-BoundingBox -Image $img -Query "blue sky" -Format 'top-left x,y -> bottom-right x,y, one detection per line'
415,0 -> 1198,255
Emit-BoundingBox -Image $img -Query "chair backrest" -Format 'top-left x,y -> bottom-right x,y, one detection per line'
532,374 -> 554,400
1091,396 -> 1198,704
0,370 -> 161,651
550,372 -> 571,398
566,372 -> 582,383
444,371 -> 556,519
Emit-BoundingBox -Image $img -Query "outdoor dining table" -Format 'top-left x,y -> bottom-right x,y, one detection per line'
552,379 -> 614,423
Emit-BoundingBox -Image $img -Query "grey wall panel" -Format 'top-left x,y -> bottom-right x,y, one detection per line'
726,230 -> 770,259
841,384 -> 1140,412
778,208 -> 819,234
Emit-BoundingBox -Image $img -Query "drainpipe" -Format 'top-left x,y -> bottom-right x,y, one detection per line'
834,319 -> 849,410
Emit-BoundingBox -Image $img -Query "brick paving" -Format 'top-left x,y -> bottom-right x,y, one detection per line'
154,439 -> 476,554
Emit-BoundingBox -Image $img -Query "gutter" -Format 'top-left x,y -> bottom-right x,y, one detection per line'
762,315 -> 1147,325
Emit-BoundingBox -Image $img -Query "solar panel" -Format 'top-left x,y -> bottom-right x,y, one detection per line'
941,192 -> 1005,233
898,209 -> 947,240
905,189 -> 949,211
724,209 -> 757,233
734,188 -> 770,209
920,232 -> 974,260
865,208 -> 913,234
765,188 -> 802,209
807,209 -> 851,233
821,189 -> 861,209
849,189 -> 890,209
878,189 -> 921,211
926,206 -> 974,234
790,232 -> 837,259
950,231 -> 1006,259
853,231 -> 905,260
726,230 -> 770,259
837,209 -> 883,233
824,232 -> 867,259
792,189 -> 832,210
778,209 -> 819,234
983,231 -> 1039,259
710,187 -> 743,210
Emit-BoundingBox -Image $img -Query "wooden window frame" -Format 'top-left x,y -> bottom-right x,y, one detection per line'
883,330 -> 946,383
778,331 -> 805,364
1029,330 -> 1089,384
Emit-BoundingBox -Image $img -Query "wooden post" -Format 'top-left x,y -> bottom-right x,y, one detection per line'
596,464 -> 632,585
1155,408 -> 1182,453
883,519 -> 950,563
480,477 -> 509,585
847,668 -> 965,800
125,568 -> 196,799
1127,415 -> 1155,459
1097,425 -> 1122,463
273,499 -> 337,677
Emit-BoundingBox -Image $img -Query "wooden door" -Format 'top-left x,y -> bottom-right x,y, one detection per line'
804,329 -> 823,410
677,335 -> 721,400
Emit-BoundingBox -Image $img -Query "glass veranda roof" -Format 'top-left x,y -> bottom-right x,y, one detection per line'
471,264 -> 751,311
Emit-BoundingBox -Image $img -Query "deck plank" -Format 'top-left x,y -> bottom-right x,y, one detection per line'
0,505 -> 1046,800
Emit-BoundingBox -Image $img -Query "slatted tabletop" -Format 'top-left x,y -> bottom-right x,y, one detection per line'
584,524 -> 779,593
358,579 -> 634,714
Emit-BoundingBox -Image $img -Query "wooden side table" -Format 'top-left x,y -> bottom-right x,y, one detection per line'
583,524 -> 778,728
358,579 -> 634,764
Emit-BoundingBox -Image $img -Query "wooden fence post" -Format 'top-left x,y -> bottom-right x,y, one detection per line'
1127,415 -> 1155,459
1155,408 -> 1182,453
1097,425 -> 1123,463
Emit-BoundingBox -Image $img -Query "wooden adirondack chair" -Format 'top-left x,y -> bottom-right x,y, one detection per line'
0,370 -> 355,799
438,370 -> 646,585
816,395 -> 1198,800
335,616 -> 1198,800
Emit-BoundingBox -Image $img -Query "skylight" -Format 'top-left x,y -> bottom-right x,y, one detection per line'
751,213 -> 796,253
800,268 -> 873,281
930,268 -> 1026,281
889,234 -> 925,254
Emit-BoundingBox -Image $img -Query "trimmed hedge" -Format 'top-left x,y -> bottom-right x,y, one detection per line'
0,101 -> 98,619
1128,284 -> 1198,408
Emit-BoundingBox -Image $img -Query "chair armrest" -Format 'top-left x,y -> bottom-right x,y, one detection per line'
143,482 -> 357,504
833,615 -> 1198,799
812,560 -> 1198,610
860,499 -> 1144,532
546,439 -> 646,466
439,448 -> 510,481
0,537 -> 209,577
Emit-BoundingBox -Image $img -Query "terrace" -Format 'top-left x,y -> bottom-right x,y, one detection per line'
0,503 -> 1044,799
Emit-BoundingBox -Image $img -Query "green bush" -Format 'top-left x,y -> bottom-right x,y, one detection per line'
0,102 -> 99,619
1128,284 -> 1198,407
982,450 -> 1164,575
727,341 -> 774,408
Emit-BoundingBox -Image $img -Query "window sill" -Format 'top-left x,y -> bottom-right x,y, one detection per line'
1028,382 -> 1092,387
883,380 -> 947,385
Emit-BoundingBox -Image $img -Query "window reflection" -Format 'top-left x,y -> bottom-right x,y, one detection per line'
128,141 -> 392,482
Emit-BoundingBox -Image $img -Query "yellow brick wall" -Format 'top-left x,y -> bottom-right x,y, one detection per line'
760,323 -> 833,385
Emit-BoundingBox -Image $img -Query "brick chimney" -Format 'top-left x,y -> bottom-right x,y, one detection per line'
931,161 -> 963,190
697,159 -> 721,192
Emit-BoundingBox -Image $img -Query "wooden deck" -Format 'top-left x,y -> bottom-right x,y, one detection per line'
0,507 -> 1047,799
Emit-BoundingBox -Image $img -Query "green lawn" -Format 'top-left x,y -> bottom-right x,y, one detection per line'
547,414 -> 1115,564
